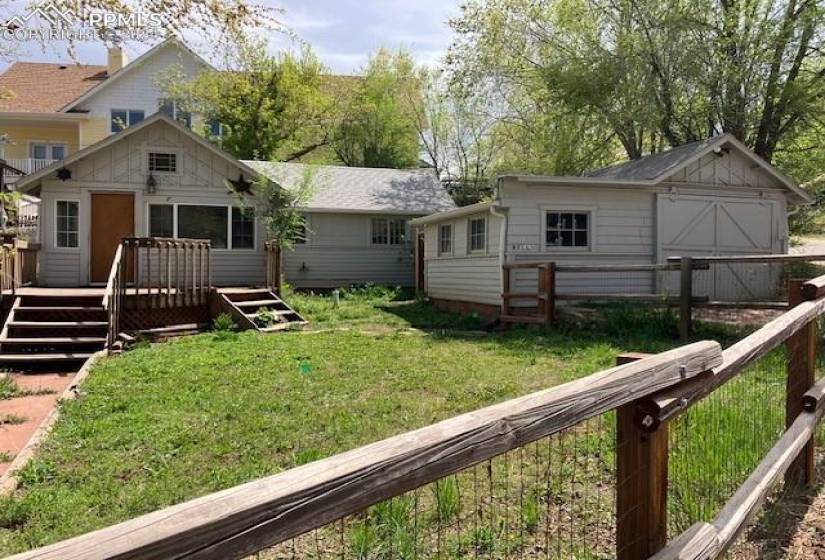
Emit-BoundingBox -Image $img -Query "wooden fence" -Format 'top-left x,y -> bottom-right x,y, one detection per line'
8,274 -> 825,560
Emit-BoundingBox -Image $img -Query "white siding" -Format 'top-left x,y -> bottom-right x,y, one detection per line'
500,180 -> 656,297
664,150 -> 778,189
421,212 -> 503,306
284,212 -> 417,288
74,42 -> 205,144
37,119 -> 265,286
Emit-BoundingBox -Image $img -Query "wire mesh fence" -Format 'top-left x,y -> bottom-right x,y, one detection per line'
253,414 -> 618,560
668,346 -> 788,538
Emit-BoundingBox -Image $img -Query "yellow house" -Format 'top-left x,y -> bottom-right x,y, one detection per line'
0,39 -> 210,183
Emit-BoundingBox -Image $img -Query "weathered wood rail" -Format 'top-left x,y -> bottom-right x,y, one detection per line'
5,341 -> 723,560
8,273 -> 825,560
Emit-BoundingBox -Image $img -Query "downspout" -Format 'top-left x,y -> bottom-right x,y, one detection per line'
489,178 -> 508,314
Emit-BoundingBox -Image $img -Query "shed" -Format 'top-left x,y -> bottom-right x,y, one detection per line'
411,134 -> 812,319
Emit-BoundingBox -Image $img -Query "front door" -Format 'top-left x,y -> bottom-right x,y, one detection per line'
90,193 -> 134,283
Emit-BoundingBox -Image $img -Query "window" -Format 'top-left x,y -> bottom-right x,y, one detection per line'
177,205 -> 228,249
55,200 -> 78,248
110,109 -> 144,132
208,118 -> 222,137
389,219 -> 406,245
439,224 -> 452,255
546,211 -> 589,248
371,218 -> 388,245
149,204 -> 174,237
372,218 -> 406,245
148,152 -> 177,173
30,143 -> 66,160
148,205 -> 254,249
468,216 -> 486,252
231,207 -> 255,249
159,99 -> 192,128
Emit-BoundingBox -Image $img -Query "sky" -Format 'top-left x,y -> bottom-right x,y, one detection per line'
0,0 -> 461,73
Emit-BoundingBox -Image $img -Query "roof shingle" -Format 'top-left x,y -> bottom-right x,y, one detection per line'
0,62 -> 107,113
244,161 -> 456,214
585,136 -> 723,181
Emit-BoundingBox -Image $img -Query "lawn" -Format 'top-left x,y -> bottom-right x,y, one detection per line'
0,287 -> 736,554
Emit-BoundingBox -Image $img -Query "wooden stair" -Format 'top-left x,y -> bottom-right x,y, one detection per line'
217,288 -> 307,332
0,294 -> 107,369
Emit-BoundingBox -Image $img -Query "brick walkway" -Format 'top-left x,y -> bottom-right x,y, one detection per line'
0,372 -> 74,477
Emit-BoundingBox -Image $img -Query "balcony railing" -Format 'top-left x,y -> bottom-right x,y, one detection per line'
3,158 -> 58,181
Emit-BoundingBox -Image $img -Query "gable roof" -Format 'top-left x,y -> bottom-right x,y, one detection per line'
582,133 -> 811,203
0,62 -> 107,113
60,38 -> 211,112
14,112 -> 260,193
244,161 -> 456,215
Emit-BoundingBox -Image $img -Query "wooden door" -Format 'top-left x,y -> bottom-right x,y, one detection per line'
90,193 -> 134,283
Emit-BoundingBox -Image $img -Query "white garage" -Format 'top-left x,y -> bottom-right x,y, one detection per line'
412,133 -> 812,316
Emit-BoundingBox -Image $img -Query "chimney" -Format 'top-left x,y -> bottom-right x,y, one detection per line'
107,45 -> 128,75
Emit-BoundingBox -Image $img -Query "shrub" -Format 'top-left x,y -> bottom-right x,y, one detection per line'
212,313 -> 235,332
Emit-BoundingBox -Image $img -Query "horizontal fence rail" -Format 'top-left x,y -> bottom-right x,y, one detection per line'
6,342 -> 723,560
9,273 -> 825,560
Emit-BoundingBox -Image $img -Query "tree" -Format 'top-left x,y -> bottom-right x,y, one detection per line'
447,0 -> 825,163
160,38 -> 339,162
333,49 -> 420,169
2,1 -> 281,60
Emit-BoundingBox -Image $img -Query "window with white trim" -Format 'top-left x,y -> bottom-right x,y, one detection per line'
56,200 -> 78,248
545,211 -> 589,248
148,152 -> 177,173
468,216 -> 486,252
231,207 -> 255,249
147,204 -> 255,250
439,223 -> 452,255
371,218 -> 407,246
149,204 -> 174,237
159,99 -> 192,128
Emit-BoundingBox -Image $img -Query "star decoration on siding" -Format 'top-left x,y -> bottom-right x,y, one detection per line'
226,174 -> 254,195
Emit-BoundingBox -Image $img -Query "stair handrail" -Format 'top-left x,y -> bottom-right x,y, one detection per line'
103,242 -> 125,353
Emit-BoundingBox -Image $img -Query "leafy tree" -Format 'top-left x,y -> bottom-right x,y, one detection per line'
4,1 -> 280,59
448,0 -> 825,164
333,49 -> 420,168
160,38 -> 339,162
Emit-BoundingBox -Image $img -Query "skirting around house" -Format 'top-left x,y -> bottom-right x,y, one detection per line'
430,298 -> 501,322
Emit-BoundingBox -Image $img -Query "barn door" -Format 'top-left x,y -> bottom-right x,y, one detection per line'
657,194 -> 781,300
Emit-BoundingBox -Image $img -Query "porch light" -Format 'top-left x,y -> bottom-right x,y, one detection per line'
146,173 -> 157,194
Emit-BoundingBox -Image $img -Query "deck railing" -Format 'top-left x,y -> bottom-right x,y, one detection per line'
9,275 -> 825,560
265,240 -> 281,295
122,237 -> 212,308
102,243 -> 124,353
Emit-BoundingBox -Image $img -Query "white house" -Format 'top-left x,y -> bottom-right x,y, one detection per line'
245,162 -> 455,288
13,113 -> 455,288
411,134 -> 812,319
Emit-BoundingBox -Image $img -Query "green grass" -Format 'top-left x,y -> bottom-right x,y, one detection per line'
0,376 -> 55,401
0,289 -> 738,554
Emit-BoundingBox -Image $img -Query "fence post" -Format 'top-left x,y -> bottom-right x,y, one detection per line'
679,256 -> 693,341
615,353 -> 669,560
544,262 -> 555,326
786,279 -> 816,487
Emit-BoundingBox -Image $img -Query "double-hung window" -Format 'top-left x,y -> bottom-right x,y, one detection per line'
545,211 -> 589,249
148,204 -> 255,250
30,143 -> 66,161
110,109 -> 144,133
371,218 -> 407,246
439,224 -> 452,255
55,200 -> 78,248
468,216 -> 486,252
